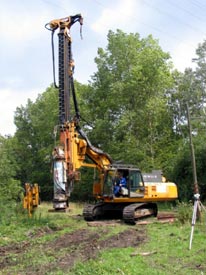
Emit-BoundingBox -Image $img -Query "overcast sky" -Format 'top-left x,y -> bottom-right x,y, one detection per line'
1,0 -> 206,136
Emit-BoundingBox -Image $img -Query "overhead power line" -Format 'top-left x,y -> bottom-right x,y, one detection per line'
142,0 -> 206,37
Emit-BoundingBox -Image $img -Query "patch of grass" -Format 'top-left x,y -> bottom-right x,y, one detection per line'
69,248 -> 151,275
176,201 -> 193,224
144,220 -> 206,274
1,202 -> 206,275
67,205 -> 206,275
0,202 -> 86,245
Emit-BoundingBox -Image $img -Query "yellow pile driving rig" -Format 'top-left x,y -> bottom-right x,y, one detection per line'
45,14 -> 178,224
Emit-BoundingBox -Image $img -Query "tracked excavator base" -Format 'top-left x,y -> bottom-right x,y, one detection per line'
83,202 -> 158,225
123,203 -> 157,225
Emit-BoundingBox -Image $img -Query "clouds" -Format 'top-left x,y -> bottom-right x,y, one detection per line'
91,0 -> 138,34
90,0 -> 205,75
171,40 -> 197,72
0,12 -> 44,43
0,88 -> 38,136
158,25 -> 203,72
0,2 -> 54,135
0,3 -> 52,45
1,0 -> 206,136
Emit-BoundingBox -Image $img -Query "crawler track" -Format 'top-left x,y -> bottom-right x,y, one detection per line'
83,202 -> 158,224
83,203 -> 105,221
123,203 -> 157,224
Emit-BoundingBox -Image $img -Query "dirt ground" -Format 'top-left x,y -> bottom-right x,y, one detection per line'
0,220 -> 146,275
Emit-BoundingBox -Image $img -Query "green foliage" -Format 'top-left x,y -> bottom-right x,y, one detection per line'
0,136 -> 23,224
169,136 -> 206,201
6,32 -> 206,204
176,202 -> 193,224
12,83 -> 95,202
167,40 -> 206,200
82,30 -> 176,172
70,167 -> 95,201
14,85 -> 58,199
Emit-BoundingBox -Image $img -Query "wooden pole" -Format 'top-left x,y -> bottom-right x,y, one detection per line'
186,103 -> 198,188
186,103 -> 201,222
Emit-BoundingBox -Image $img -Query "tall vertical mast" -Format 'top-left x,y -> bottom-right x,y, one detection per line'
45,14 -> 83,210
46,14 -> 83,124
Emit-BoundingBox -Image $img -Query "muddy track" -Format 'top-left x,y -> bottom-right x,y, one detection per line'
0,223 -> 146,275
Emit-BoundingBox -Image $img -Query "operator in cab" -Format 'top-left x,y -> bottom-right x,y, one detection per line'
113,171 -> 127,197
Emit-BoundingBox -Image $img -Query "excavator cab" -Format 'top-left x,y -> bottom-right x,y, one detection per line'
102,166 -> 145,198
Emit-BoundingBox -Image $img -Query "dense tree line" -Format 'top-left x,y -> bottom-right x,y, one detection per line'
0,135 -> 23,221
1,31 -> 206,205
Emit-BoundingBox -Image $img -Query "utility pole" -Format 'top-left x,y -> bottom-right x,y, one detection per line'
186,102 -> 198,192
186,102 -> 202,250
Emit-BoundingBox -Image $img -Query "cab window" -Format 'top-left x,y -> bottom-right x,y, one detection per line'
129,171 -> 144,192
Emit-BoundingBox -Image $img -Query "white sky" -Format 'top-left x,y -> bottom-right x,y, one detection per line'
1,0 -> 206,136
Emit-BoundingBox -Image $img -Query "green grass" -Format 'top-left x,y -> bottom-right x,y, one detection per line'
68,220 -> 206,275
0,202 -> 86,245
0,202 -> 206,275
68,202 -> 206,275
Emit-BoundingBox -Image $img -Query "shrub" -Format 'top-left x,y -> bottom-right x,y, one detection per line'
176,201 -> 193,224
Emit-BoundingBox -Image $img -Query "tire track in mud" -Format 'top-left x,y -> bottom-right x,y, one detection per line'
0,225 -> 146,275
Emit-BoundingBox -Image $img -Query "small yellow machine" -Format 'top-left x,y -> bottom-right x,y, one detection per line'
23,183 -> 40,217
